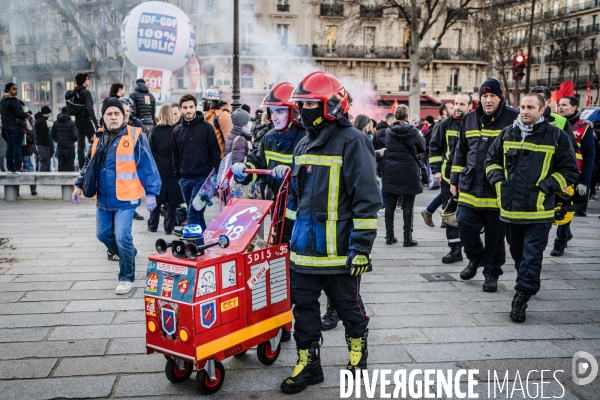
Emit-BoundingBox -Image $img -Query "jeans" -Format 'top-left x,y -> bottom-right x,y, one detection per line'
22,156 -> 37,189
179,177 -> 207,229
457,204 -> 505,277
5,125 -> 23,172
381,186 -> 387,208
385,193 -> 415,239
506,222 -> 551,295
96,208 -> 137,282
291,270 -> 368,349
425,192 -> 443,214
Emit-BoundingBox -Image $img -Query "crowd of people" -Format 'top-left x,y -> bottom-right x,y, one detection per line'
2,70 -> 600,394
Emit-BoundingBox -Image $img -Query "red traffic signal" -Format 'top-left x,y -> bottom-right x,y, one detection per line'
513,54 -> 527,81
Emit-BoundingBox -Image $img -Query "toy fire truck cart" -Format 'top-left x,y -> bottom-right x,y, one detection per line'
144,169 -> 292,395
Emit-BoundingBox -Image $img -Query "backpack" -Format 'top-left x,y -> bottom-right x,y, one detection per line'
213,109 -> 230,132
65,90 -> 86,117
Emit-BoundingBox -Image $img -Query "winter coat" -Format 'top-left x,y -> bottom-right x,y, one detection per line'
224,125 -> 252,164
252,121 -> 274,146
565,111 -> 595,187
486,119 -> 579,224
52,112 -> 77,150
171,111 -> 222,180
149,125 -> 184,206
34,112 -> 53,150
74,124 -> 161,211
204,101 -> 232,158
383,121 -> 426,196
374,120 -> 389,176
429,116 -> 463,184
129,84 -> 156,125
284,119 -> 381,274
66,86 -> 98,128
451,102 -> 519,209
0,94 -> 29,128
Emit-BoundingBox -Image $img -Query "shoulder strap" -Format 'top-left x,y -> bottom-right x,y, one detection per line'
213,113 -> 221,131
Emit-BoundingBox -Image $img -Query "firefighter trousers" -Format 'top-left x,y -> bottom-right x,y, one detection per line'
457,205 -> 505,277
290,270 -> 369,349
506,222 -> 551,295
440,181 -> 460,244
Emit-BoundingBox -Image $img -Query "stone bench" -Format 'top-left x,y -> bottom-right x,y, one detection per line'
0,172 -> 79,201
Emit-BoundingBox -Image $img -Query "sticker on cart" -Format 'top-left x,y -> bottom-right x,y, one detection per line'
221,260 -> 237,289
196,266 -> 216,297
247,261 -> 269,289
221,296 -> 238,312
145,298 -> 156,316
161,276 -> 174,298
178,279 -> 189,294
157,262 -> 188,274
146,273 -> 159,293
158,300 -> 179,339
200,299 -> 216,328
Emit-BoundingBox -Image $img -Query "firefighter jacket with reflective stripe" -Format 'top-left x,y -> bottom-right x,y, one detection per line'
429,116 -> 463,184
76,124 -> 161,211
485,120 -> 579,224
244,124 -> 306,189
450,104 -> 519,209
570,116 -> 595,186
284,120 -> 382,274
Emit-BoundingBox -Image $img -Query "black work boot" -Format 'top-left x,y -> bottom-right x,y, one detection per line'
459,261 -> 481,280
403,202 -> 417,246
550,243 -> 565,256
321,298 -> 340,331
281,342 -> 324,394
346,330 -> 368,373
281,328 -> 291,342
510,291 -> 532,322
483,276 -> 498,292
442,243 -> 463,264
385,236 -> 398,245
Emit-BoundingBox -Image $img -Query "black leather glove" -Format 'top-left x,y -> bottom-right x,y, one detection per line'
538,180 -> 555,196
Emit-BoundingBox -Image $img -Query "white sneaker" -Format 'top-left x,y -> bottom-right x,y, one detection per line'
115,281 -> 134,295
377,209 -> 386,217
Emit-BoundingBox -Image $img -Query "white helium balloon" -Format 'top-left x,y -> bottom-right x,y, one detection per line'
121,1 -> 196,71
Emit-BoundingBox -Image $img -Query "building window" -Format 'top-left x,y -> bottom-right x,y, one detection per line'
216,79 -> 223,86
101,42 -> 108,58
277,24 -> 289,46
241,24 -> 253,51
224,79 -> 231,86
400,67 -> 410,90
242,0 -> 254,11
449,68 -> 459,88
206,0 -> 214,12
364,27 -> 375,57
553,1 -> 558,16
325,66 -> 337,76
205,24 -> 214,44
364,67 -> 374,85
454,29 -> 462,51
21,82 -> 31,102
190,0 -> 198,13
566,0 -> 573,12
66,81 -> 75,91
203,65 -> 214,88
277,0 -> 290,12
325,25 -> 337,54
34,81 -> 51,106
177,70 -> 184,89
241,64 -> 254,88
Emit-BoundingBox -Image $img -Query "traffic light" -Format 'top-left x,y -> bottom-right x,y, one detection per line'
513,54 -> 527,81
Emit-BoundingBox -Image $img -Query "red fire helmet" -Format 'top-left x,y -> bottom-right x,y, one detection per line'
261,82 -> 298,125
291,71 -> 349,121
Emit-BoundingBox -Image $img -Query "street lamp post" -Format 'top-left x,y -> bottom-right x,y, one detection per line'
231,0 -> 241,111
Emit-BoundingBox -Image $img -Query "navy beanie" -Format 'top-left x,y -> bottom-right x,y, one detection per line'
479,79 -> 504,101
61,106 -> 68,114
102,97 -> 125,116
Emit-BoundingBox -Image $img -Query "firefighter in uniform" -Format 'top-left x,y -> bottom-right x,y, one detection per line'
485,92 -> 578,322
450,79 -> 519,292
551,95 -> 595,255
530,86 -> 577,149
429,92 -> 472,264
276,72 -> 381,394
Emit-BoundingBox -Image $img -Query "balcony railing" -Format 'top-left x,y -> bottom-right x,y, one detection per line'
432,48 -> 486,61
584,49 -> 598,59
196,43 -> 309,57
320,3 -> 343,17
398,6 -> 421,19
447,86 -> 462,92
11,59 -> 92,75
503,0 -> 600,25
276,4 -> 289,12
453,9 -> 469,21
312,45 -> 486,61
360,5 -> 383,18
586,23 -> 600,33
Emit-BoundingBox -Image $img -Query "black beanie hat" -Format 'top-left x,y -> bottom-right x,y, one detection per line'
479,79 -> 504,101
4,82 -> 16,93
41,106 -> 52,114
102,97 -> 125,117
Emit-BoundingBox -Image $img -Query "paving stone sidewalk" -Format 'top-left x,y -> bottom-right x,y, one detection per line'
0,187 -> 599,399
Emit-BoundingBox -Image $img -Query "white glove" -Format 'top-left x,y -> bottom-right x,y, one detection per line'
231,163 -> 248,179
273,165 -> 290,179
576,183 -> 588,196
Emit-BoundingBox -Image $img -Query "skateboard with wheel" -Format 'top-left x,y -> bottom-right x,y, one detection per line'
192,169 -> 218,211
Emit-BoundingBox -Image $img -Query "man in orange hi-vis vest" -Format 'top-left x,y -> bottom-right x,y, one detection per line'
72,98 -> 161,295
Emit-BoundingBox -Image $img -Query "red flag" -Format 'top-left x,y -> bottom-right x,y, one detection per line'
586,79 -> 591,107
558,80 -> 575,97
390,98 -> 398,114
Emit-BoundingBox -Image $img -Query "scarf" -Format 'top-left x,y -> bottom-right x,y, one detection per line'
513,115 -> 545,144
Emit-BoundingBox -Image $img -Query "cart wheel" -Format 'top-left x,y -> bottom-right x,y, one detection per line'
165,358 -> 193,383
233,350 -> 247,358
196,360 -> 225,395
257,340 -> 281,366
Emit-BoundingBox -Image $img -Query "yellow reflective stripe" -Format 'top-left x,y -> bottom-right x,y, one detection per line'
504,141 -> 555,153
451,165 -> 464,173
465,130 -> 480,138
446,130 -> 459,137
327,164 -> 340,256
458,192 -> 499,208
481,129 -> 501,137
295,155 -> 343,166
430,156 -> 443,163
500,208 -> 555,220
537,152 -> 552,185
485,164 -> 503,175
265,151 -> 293,165
353,219 -> 378,230
536,191 -> 546,211
285,208 -> 296,220
246,162 -> 258,184
576,153 -> 583,160
290,252 -> 347,267
551,172 -> 567,190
